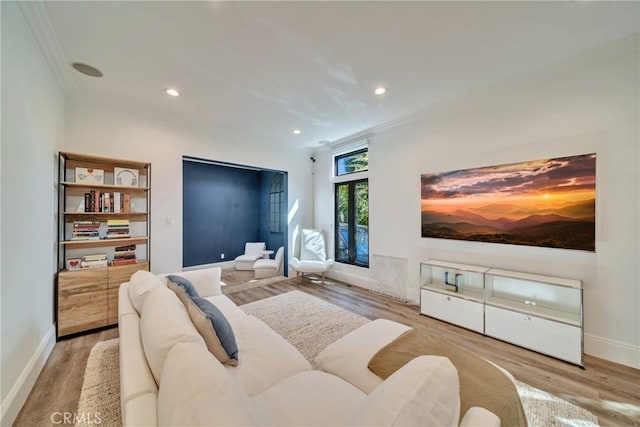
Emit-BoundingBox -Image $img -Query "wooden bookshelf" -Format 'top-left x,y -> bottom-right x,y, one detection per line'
62,212 -> 148,222
61,181 -> 149,193
57,151 -> 151,338
61,236 -> 149,250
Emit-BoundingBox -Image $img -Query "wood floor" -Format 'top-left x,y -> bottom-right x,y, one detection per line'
13,327 -> 119,427
15,274 -> 640,426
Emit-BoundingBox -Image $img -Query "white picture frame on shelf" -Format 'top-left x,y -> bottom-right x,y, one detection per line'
114,167 -> 139,187
66,258 -> 82,270
75,167 -> 104,184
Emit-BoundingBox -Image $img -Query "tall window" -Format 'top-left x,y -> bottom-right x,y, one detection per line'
269,174 -> 283,233
335,148 -> 368,267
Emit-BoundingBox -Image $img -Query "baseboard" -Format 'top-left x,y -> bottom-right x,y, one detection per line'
327,269 -> 371,289
0,324 -> 56,426
182,260 -> 235,271
584,333 -> 640,369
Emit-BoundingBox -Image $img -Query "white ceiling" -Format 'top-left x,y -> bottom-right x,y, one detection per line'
42,1 -> 639,149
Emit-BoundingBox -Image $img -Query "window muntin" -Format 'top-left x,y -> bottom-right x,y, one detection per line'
269,174 -> 283,233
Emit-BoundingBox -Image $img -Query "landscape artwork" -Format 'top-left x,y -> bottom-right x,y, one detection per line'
421,153 -> 596,251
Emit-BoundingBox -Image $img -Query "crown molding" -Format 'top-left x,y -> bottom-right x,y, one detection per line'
18,1 -> 74,95
329,34 -> 639,148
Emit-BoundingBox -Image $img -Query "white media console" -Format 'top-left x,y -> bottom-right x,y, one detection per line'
420,260 -> 583,367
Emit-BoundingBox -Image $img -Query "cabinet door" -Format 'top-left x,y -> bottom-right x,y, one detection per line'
420,289 -> 484,333
58,269 -> 108,336
108,261 -> 150,289
107,261 -> 149,326
485,305 -> 582,365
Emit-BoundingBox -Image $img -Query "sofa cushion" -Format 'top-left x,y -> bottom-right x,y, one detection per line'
300,229 -> 326,262
351,356 -> 461,427
314,319 -> 410,393
140,286 -> 205,384
158,342 -> 258,426
186,297 -> 239,366
252,370 -> 366,426
128,270 -> 165,313
235,254 -> 262,262
159,266 -> 222,297
289,259 -> 333,273
226,315 -> 312,396
206,295 -> 248,323
243,242 -> 265,257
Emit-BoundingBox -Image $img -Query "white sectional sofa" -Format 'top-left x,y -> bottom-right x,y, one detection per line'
118,267 -> 499,426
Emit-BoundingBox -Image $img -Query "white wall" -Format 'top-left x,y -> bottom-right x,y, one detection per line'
63,95 -> 314,275
1,2 -> 65,423
315,48 -> 639,368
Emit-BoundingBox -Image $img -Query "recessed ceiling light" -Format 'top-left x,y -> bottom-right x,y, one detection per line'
292,129 -> 301,135
165,88 -> 180,97
71,62 -> 103,78
374,86 -> 387,95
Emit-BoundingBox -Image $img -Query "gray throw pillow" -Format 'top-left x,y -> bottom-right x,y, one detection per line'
186,297 -> 239,366
167,275 -> 200,308
167,275 -> 200,298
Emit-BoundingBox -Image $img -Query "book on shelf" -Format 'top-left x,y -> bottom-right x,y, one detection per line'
110,258 -> 138,266
106,219 -> 130,239
103,192 -> 111,213
80,259 -> 108,269
83,254 -> 107,262
122,194 -> 131,213
114,192 -> 121,213
84,193 -> 91,212
113,243 -> 137,265
114,251 -> 136,259
71,220 -> 100,240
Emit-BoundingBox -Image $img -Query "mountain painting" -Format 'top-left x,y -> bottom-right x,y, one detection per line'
421,153 -> 596,251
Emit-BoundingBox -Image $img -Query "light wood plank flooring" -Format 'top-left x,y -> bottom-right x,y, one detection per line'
14,275 -> 640,426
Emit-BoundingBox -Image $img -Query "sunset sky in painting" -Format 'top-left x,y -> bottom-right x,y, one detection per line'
421,154 -> 596,220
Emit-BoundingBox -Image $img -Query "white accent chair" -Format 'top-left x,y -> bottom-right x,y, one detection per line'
234,242 -> 266,270
289,229 -> 334,283
253,246 -> 285,279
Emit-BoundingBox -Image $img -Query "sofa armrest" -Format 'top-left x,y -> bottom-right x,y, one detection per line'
314,319 -> 411,394
460,407 -> 500,427
157,266 -> 222,297
350,356 -> 460,427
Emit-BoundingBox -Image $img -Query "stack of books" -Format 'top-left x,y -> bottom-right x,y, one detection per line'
71,220 -> 100,240
106,219 -> 130,239
81,254 -> 108,269
83,191 -> 131,213
112,244 -> 137,266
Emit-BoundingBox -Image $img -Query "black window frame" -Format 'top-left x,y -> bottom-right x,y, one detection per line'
334,178 -> 369,268
334,148 -> 368,177
269,174 -> 284,233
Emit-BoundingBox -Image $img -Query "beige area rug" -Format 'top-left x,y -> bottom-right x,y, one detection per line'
77,291 -> 599,427
75,339 -> 121,427
241,290 -> 370,362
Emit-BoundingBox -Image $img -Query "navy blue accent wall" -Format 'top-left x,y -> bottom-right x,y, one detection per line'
183,161 -> 261,267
